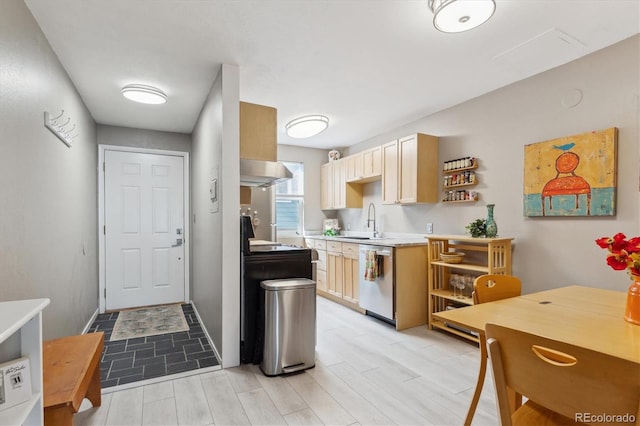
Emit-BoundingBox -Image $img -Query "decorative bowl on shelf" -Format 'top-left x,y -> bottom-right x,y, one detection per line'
439,252 -> 465,263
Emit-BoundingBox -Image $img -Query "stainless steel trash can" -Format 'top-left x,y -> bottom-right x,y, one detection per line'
260,278 -> 316,376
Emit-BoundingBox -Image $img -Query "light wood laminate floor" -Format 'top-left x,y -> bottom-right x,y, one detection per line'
75,297 -> 498,425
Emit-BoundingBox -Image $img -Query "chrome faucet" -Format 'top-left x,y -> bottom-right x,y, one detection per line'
367,202 -> 378,238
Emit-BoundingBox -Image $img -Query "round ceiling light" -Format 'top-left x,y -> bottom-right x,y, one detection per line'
285,115 -> 329,139
121,84 -> 167,104
429,0 -> 496,33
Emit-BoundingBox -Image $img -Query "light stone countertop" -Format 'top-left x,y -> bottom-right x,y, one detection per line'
304,234 -> 428,247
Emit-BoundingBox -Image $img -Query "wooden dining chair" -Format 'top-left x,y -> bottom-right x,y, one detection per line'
472,274 -> 522,305
486,323 -> 640,426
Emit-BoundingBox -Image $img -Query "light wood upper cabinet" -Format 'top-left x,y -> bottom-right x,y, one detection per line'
332,159 -> 345,208
382,140 -> 399,204
321,160 -> 362,210
345,152 -> 364,182
320,163 -> 333,210
382,133 -> 439,204
362,146 -> 382,179
345,146 -> 382,183
240,186 -> 252,206
239,101 -> 277,161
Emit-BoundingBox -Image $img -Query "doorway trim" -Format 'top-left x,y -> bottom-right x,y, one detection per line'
98,145 -> 190,313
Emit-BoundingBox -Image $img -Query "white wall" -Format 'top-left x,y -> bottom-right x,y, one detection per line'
339,35 -> 640,294
191,64 -> 240,367
97,125 -> 191,153
0,0 -> 98,339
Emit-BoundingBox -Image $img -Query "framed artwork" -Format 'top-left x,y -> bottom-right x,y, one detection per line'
523,127 -> 617,217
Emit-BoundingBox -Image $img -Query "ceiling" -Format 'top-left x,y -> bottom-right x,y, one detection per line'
24,1 -> 639,150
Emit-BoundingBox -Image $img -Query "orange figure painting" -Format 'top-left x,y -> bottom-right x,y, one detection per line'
523,128 -> 617,217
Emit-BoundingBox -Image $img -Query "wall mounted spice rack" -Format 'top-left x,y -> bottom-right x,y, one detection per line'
442,157 -> 479,203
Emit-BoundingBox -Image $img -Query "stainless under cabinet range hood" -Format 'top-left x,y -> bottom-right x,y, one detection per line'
240,158 -> 292,187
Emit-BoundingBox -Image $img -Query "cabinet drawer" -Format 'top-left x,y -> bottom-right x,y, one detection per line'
316,270 -> 327,293
314,239 -> 327,250
341,243 -> 360,258
326,241 -> 342,252
315,249 -> 327,271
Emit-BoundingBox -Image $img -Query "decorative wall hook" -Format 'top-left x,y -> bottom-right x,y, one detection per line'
44,110 -> 77,147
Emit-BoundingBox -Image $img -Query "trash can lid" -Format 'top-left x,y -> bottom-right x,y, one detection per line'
261,278 -> 316,290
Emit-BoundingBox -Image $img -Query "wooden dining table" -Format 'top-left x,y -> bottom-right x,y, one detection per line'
432,285 -> 640,426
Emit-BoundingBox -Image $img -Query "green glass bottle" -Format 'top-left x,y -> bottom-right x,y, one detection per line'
485,204 -> 498,238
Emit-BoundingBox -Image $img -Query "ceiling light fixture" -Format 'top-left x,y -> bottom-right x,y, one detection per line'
285,115 -> 329,138
428,0 -> 496,33
121,84 -> 167,104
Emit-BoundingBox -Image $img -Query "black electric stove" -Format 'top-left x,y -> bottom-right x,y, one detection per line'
240,216 -> 312,364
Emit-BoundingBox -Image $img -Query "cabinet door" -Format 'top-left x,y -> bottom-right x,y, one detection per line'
320,163 -> 333,209
345,152 -> 363,182
316,269 -> 328,293
342,254 -> 359,304
398,135 -> 418,204
381,140 -> 398,204
363,146 -> 382,178
315,247 -> 328,293
239,102 -> 277,161
316,248 -> 327,272
332,159 -> 345,209
327,251 -> 343,297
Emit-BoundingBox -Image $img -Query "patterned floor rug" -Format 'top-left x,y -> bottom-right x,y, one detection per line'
110,304 -> 189,341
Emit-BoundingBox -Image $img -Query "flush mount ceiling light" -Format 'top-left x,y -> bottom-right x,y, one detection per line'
285,115 -> 329,139
121,84 -> 167,104
428,0 -> 496,33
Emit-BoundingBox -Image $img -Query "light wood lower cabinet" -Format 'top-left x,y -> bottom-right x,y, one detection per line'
327,246 -> 343,298
341,244 -> 360,305
306,238 -> 362,312
315,249 -> 327,293
306,238 -> 430,322
395,245 -> 429,330
306,238 -> 327,293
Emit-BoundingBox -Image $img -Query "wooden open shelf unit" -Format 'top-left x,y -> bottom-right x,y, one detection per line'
426,235 -> 513,342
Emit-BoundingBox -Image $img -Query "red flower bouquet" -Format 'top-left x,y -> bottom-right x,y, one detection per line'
595,233 -> 640,278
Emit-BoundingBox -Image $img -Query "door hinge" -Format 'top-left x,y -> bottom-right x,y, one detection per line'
103,225 -> 106,235
103,162 -> 105,172
104,288 -> 106,298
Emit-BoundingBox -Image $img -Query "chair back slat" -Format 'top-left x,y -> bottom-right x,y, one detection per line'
486,323 -> 640,425
473,274 -> 521,304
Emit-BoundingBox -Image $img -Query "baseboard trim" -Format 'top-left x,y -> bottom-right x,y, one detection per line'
82,308 -> 100,334
190,300 -> 223,365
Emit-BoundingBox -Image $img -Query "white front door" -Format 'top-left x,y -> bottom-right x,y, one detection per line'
104,149 -> 186,310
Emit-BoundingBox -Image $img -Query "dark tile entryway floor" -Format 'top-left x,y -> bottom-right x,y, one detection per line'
88,304 -> 219,388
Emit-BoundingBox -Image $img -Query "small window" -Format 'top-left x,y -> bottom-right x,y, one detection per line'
275,161 -> 304,237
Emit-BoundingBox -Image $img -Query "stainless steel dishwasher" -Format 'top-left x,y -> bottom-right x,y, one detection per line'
359,244 -> 395,324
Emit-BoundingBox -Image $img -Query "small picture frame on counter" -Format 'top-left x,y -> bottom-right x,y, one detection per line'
0,357 -> 32,412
